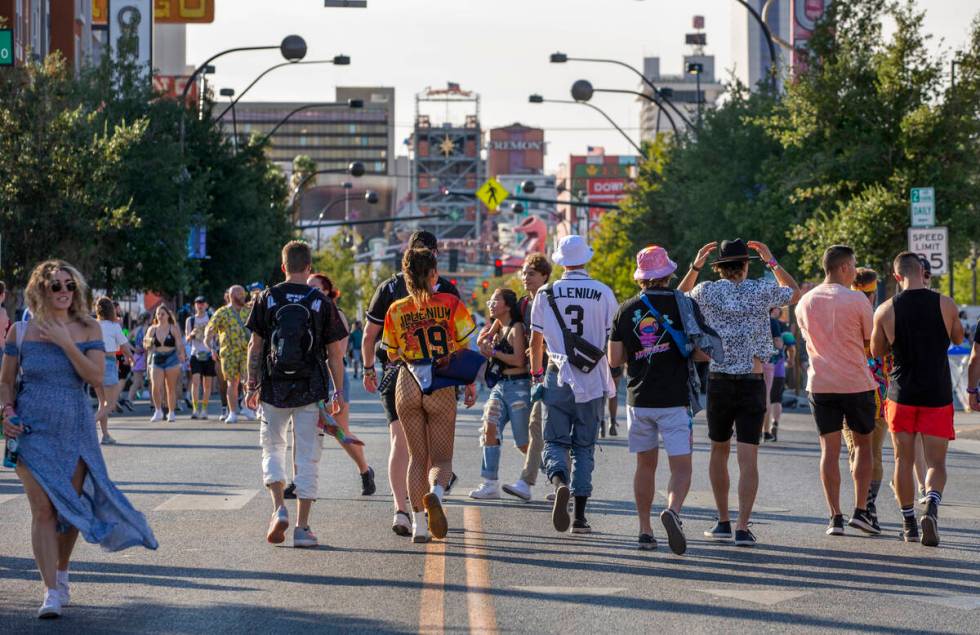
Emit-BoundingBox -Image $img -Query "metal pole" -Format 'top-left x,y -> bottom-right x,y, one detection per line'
951,59 -> 959,301
230,98 -> 239,153
732,0 -> 779,91
972,242 -> 977,305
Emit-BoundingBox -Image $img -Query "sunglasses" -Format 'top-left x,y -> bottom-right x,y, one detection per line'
48,280 -> 78,293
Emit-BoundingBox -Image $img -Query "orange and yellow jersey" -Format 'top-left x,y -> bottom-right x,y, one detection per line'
382,292 -> 476,362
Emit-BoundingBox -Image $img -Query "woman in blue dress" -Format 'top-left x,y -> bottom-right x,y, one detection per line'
1,260 -> 158,619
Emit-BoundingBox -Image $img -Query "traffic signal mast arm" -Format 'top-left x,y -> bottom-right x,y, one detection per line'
444,190 -> 622,211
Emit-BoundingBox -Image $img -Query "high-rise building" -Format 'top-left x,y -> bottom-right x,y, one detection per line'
730,0 -> 791,90
0,0 -> 101,72
224,86 -> 395,177
638,54 -> 725,142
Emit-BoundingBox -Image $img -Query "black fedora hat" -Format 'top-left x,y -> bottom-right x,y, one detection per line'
711,238 -> 760,264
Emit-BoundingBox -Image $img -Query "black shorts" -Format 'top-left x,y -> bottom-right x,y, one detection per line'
190,356 -> 217,377
809,391 -> 876,436
706,373 -> 767,445
380,365 -> 399,424
770,376 -> 786,405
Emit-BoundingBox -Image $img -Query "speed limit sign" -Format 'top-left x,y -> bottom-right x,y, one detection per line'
908,226 -> 948,275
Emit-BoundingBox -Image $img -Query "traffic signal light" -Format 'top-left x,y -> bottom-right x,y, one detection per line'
482,280 -> 490,291
494,259 -> 503,277
450,278 -> 458,287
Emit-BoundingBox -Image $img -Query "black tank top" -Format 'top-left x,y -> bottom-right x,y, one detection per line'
887,289 -> 952,407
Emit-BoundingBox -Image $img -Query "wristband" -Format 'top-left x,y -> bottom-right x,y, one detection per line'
968,387 -> 979,395
332,391 -> 344,401
690,264 -> 702,272
767,258 -> 779,269
364,367 -> 376,377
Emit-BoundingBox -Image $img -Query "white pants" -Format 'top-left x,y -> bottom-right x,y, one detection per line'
260,402 -> 322,500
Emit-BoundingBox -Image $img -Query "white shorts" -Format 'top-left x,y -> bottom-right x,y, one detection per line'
626,405 -> 693,456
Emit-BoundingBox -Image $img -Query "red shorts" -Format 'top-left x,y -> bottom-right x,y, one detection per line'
884,400 -> 955,440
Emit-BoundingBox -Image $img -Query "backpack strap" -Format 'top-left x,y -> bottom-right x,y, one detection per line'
15,321 -> 26,353
543,285 -> 570,334
638,294 -> 690,358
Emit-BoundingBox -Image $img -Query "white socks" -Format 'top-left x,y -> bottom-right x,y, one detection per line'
431,484 -> 445,502
56,570 -> 69,586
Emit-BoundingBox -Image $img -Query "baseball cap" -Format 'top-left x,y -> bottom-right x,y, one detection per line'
193,295 -> 207,303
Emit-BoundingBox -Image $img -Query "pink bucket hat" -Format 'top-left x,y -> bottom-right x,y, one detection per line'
633,245 -> 677,280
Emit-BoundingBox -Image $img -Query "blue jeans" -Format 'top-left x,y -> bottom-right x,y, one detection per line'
541,370 -> 603,497
481,378 -> 531,480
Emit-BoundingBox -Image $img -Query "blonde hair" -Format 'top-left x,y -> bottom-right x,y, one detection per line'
24,260 -> 92,323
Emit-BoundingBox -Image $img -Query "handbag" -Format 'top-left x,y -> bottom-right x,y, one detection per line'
543,285 -> 605,373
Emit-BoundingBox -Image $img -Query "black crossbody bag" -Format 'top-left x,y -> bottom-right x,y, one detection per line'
543,285 -> 605,373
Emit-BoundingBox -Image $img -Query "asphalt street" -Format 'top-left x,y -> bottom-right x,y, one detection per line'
2,375 -> 980,634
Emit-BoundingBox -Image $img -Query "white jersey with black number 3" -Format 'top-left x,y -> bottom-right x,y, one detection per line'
529,269 -> 618,403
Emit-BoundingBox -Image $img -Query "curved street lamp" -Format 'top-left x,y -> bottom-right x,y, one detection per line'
257,99 -> 364,145
314,190 -> 380,251
571,79 -> 679,136
215,55 -> 351,122
529,94 -> 644,155
550,52 -> 694,129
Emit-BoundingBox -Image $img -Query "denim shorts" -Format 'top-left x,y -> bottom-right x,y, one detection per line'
152,350 -> 181,371
103,355 -> 120,387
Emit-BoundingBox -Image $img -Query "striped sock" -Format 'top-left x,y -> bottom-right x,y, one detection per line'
901,504 -> 916,525
926,490 -> 942,506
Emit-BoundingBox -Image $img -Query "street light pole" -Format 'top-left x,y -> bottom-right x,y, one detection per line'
529,94 -> 644,155
550,52 -> 694,130
215,55 -> 351,122
257,100 -> 363,145
686,63 -> 704,126
219,87 -> 238,153
733,0 -> 779,91
570,80 -> 680,136
314,191 -> 379,251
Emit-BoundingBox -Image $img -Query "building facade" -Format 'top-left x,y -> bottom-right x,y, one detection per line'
638,54 -> 725,142
557,149 -> 637,238
730,0 -> 791,91
0,0 -> 101,71
487,123 -> 545,178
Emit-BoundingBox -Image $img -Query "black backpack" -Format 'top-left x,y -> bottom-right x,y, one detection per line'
267,287 -> 319,379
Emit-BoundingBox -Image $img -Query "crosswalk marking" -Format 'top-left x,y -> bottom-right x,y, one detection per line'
153,488 -> 259,511
698,588 -> 811,605
0,494 -> 22,505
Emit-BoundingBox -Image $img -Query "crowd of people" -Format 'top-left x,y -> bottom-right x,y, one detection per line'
0,230 -> 974,618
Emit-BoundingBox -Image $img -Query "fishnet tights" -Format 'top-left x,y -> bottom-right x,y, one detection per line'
395,370 -> 458,512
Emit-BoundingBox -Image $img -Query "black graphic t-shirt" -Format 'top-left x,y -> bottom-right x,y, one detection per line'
610,291 -> 690,408
247,282 -> 348,408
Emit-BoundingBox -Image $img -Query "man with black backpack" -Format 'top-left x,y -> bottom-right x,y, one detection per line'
529,235 -> 618,535
245,241 -> 348,548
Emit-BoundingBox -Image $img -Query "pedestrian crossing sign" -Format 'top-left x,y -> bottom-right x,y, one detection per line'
476,178 -> 510,212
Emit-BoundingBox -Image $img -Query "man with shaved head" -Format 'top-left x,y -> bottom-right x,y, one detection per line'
872,251 -> 964,546
206,284 -> 253,423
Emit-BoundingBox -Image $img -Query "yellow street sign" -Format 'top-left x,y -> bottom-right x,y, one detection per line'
475,178 -> 510,212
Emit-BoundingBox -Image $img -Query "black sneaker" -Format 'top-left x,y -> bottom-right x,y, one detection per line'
283,483 -> 297,500
903,521 -> 920,543
826,514 -> 845,536
608,423 -> 618,437
660,509 -> 687,555
763,432 -> 775,442
599,421 -> 606,438
444,472 -> 459,496
571,519 -> 592,534
771,422 -> 778,442
361,467 -> 376,496
734,528 -> 757,547
848,509 -> 880,535
638,533 -> 658,551
703,520 -> 733,541
552,484 -> 571,532
920,514 -> 940,547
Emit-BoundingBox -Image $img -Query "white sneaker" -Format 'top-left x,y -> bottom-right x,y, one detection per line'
502,479 -> 532,502
167,412 -> 176,423
56,571 -> 70,606
225,411 -> 238,424
37,589 -> 62,619
392,511 -> 412,537
149,410 -> 164,423
412,518 -> 431,544
200,410 -> 209,420
468,480 -> 501,500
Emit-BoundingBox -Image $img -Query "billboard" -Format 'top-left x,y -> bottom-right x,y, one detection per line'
567,153 -> 637,220
152,74 -> 198,105
108,0 -> 154,86
791,0 -> 827,72
487,124 -> 545,177
95,0 -> 214,24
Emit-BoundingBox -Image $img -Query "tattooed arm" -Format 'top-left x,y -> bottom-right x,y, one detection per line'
244,332 -> 264,409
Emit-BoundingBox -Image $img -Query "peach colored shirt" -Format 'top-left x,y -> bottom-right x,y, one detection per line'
795,283 -> 876,394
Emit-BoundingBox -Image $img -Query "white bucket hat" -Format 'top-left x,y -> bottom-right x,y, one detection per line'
551,235 -> 593,267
